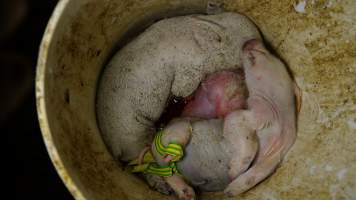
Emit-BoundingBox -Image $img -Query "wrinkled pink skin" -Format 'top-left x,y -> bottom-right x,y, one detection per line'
224,39 -> 298,196
147,39 -> 298,199
182,70 -> 247,119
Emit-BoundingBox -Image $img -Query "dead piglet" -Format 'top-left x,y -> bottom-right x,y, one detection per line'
224,39 -> 299,196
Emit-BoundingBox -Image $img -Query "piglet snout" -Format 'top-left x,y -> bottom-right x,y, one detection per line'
243,39 -> 260,51
242,39 -> 267,54
242,39 -> 268,67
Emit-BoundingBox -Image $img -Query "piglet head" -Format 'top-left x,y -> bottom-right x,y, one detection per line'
242,39 -> 291,95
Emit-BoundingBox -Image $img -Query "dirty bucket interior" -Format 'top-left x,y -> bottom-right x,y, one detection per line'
36,0 -> 356,200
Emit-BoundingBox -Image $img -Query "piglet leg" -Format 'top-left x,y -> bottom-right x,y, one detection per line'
224,149 -> 281,197
223,102 -> 285,196
150,119 -> 195,199
225,121 -> 284,196
165,175 -> 196,200
223,110 -> 258,180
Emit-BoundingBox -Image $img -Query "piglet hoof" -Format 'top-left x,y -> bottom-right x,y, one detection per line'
144,174 -> 173,195
178,187 -> 196,200
223,181 -> 246,198
224,190 -> 234,198
223,188 -> 239,198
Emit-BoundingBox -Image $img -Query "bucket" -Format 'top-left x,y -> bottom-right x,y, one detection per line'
36,0 -> 356,199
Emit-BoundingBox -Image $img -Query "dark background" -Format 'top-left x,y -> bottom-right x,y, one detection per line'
1,0 -> 74,199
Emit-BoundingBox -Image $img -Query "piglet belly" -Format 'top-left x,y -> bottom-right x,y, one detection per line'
177,119 -> 232,191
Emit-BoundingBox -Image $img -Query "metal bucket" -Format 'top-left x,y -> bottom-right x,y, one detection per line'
36,0 -> 356,199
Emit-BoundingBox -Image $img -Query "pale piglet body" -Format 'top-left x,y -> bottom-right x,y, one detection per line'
224,39 -> 298,196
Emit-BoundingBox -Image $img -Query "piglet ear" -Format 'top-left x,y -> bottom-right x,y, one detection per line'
224,151 -> 281,197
